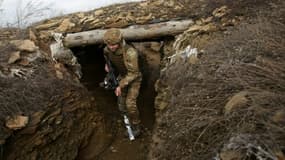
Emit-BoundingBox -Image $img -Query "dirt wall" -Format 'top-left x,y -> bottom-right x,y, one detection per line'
0,31 -> 104,159
150,0 -> 285,159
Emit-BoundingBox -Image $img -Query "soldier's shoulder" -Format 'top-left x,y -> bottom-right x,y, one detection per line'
126,45 -> 138,57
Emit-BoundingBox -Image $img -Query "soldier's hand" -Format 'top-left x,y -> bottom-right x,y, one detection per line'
115,86 -> 121,96
105,64 -> 109,72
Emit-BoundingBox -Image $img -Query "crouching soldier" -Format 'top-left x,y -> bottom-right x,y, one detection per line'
103,28 -> 142,138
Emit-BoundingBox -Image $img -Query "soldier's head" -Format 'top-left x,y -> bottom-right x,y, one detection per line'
103,28 -> 123,52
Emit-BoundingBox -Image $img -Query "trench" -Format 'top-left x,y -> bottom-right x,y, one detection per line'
71,42 -> 160,160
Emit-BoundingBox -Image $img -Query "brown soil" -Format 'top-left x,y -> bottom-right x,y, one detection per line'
150,0 -> 285,159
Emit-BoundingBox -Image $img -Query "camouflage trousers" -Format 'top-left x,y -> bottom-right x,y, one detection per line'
118,78 -> 142,125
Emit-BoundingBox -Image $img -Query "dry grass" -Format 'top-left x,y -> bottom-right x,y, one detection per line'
151,2 -> 285,159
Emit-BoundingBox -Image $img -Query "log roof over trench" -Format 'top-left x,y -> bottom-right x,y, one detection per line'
30,0 -> 218,46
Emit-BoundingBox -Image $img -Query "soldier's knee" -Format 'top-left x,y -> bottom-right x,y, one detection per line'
126,98 -> 136,107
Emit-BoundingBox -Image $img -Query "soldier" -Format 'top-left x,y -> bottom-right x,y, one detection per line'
103,28 -> 142,137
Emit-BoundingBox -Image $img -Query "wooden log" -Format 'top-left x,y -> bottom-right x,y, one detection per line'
63,19 -> 193,47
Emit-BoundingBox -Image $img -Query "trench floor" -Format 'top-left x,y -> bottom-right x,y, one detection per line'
75,46 -> 154,160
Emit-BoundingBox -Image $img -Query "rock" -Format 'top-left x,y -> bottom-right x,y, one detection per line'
10,40 -> 38,52
29,29 -> 37,42
126,12 -> 136,22
106,19 -> 129,28
152,0 -> 164,6
187,23 -> 218,34
55,19 -> 76,32
80,15 -> 95,24
8,51 -> 21,64
136,13 -> 153,24
35,20 -> 61,30
110,146 -> 118,153
6,115 -> 29,130
77,12 -> 85,19
212,6 -> 231,18
55,115 -> 63,125
94,9 -> 104,16
30,111 -> 45,126
202,16 -> 213,24
272,110 -> 285,124
56,70 -> 64,79
219,150 -> 243,160
89,18 -> 100,25
224,91 -> 248,114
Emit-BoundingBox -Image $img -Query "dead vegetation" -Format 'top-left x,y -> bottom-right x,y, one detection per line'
150,1 -> 285,159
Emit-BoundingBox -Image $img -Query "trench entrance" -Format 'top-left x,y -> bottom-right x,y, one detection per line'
71,42 -> 159,160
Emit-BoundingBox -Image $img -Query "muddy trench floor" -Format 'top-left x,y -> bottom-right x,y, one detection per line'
72,45 -> 155,160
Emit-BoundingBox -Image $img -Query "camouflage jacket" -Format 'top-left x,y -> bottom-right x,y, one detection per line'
104,41 -> 142,89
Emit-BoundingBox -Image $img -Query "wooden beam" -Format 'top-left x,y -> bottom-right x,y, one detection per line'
63,19 -> 193,47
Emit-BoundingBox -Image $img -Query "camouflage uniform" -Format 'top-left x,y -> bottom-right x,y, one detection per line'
103,29 -> 142,126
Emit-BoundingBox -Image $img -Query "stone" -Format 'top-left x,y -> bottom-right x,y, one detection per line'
54,63 -> 62,69
272,110 -> 285,124
94,9 -> 104,16
187,23 -> 218,34
152,0 -> 164,6
212,5 -> 231,18
224,91 -> 248,114
106,19 -> 129,28
56,70 -> 64,79
35,20 -> 61,30
139,1 -> 149,7
55,19 -> 76,32
29,29 -> 37,42
220,150 -> 243,160
77,12 -> 85,19
8,51 -> 21,64
126,12 -> 136,22
89,18 -> 100,25
202,16 -> 213,23
136,13 -> 153,24
6,115 -> 29,130
10,40 -> 38,52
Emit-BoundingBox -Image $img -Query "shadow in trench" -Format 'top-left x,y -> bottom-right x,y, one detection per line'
72,43 -> 157,160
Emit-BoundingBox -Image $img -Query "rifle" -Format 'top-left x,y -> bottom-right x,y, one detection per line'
100,55 -> 119,90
